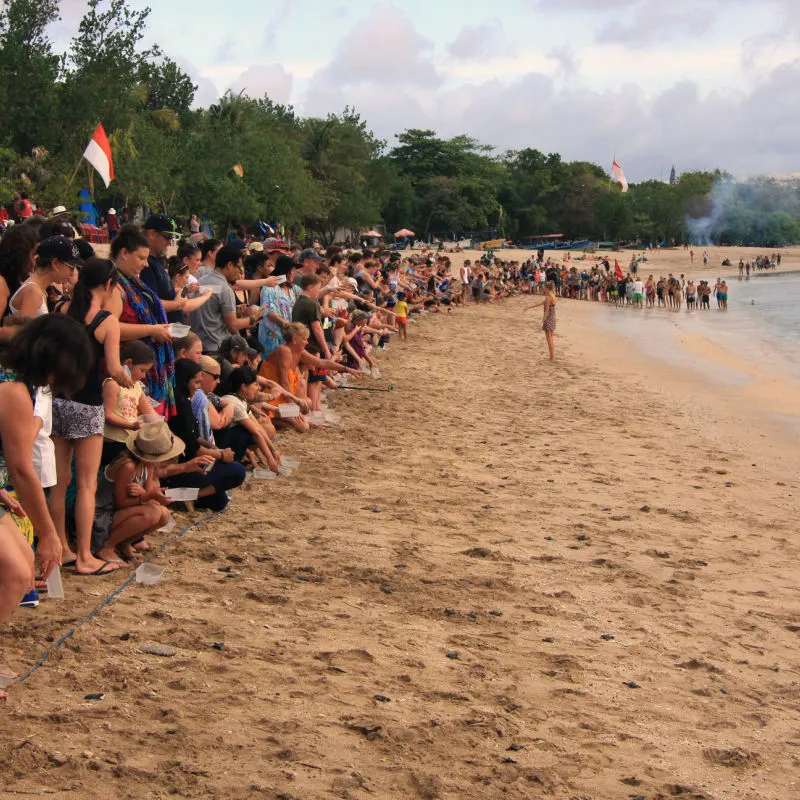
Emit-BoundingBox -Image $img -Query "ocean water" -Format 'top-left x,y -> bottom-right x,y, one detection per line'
596,272 -> 800,383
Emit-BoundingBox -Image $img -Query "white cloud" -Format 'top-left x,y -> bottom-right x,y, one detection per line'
312,4 -> 441,89
300,2 -> 800,182
447,20 -> 504,60
229,64 -> 294,104
176,58 -> 220,109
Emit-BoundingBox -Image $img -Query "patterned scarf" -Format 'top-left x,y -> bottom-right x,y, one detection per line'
114,269 -> 176,418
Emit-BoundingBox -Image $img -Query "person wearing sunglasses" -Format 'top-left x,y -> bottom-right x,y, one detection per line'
8,236 -> 83,319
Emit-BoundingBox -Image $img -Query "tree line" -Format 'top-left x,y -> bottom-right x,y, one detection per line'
2,0 -> 798,247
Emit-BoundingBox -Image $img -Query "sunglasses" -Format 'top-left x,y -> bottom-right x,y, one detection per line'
202,370 -> 221,380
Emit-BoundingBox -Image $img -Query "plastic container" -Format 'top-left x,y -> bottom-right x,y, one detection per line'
281,457 -> 300,470
165,487 -> 199,503
278,403 -> 300,419
157,517 -> 176,534
135,563 -> 166,586
168,323 -> 191,337
0,665 -> 15,689
277,464 -> 294,477
253,469 -> 276,480
45,565 -> 64,600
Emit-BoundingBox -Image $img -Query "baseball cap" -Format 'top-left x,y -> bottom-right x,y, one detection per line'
247,241 -> 264,253
300,248 -> 323,263
229,238 -> 247,252
108,208 -> 117,215
74,239 -> 95,260
144,213 -> 176,236
37,235 -> 86,268
220,335 -> 258,359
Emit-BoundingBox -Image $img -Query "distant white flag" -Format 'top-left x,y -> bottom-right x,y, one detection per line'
611,159 -> 629,193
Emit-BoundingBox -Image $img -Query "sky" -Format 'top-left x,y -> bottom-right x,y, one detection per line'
50,0 -> 800,182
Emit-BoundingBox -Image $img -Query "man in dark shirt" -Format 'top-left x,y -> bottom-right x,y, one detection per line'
291,274 -> 330,411
140,213 -> 185,323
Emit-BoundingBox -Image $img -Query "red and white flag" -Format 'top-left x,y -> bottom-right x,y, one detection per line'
611,159 -> 628,193
83,124 -> 114,188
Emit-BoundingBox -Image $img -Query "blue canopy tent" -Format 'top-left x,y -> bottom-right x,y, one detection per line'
77,189 -> 100,225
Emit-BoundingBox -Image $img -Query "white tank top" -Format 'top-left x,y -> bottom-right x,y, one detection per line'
9,280 -> 48,317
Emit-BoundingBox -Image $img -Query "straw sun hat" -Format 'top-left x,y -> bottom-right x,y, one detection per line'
126,421 -> 185,462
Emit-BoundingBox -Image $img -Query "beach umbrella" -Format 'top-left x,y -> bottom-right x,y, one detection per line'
394,228 -> 414,237
362,230 -> 382,237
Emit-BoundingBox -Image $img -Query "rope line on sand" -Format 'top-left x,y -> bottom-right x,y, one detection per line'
13,511 -> 220,686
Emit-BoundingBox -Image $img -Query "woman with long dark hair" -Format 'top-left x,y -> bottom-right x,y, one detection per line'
0,315 -> 92,622
107,225 -> 175,417
49,259 -> 132,576
0,224 -> 38,340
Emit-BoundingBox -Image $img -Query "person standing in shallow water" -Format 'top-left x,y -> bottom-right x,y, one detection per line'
525,279 -> 557,360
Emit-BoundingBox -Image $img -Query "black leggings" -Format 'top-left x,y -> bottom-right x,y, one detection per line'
215,425 -> 254,462
165,461 -> 246,512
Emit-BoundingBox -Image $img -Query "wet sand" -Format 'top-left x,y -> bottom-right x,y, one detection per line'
2,296 -> 800,799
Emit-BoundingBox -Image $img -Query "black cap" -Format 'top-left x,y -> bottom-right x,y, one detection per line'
144,214 -> 176,235
74,239 -> 95,260
36,236 -> 86,268
220,335 -> 258,358
229,238 -> 247,252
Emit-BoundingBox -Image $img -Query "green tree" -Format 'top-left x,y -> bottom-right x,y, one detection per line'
301,109 -> 386,242
138,57 -> 196,114
0,0 -> 60,153
60,0 -> 156,143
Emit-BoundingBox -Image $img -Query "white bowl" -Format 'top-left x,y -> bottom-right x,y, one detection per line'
168,323 -> 191,337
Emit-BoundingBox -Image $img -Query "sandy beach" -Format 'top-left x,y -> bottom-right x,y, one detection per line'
2,273 -> 800,799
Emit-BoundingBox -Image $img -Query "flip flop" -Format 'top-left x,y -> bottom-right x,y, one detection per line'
62,559 -> 77,568
75,561 -> 120,577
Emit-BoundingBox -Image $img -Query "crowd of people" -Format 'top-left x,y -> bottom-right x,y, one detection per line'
0,202 -> 774,658
456,255 -> 734,313
0,208 -> 502,644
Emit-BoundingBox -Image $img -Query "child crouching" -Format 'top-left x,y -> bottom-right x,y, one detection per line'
91,422 -> 183,565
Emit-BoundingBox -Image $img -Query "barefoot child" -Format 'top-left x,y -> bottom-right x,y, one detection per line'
92,422 -> 182,564
395,292 -> 408,341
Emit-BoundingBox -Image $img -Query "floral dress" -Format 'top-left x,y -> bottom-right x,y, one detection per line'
257,284 -> 301,356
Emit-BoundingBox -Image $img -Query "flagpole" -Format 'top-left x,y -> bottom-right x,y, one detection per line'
68,156 -> 84,186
